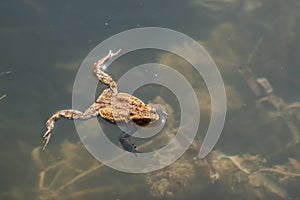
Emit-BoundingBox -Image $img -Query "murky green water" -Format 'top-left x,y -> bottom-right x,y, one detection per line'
1,0 -> 300,199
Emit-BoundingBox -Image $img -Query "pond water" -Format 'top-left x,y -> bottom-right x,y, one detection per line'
1,0 -> 300,199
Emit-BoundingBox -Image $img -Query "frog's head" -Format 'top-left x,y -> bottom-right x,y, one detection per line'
130,103 -> 167,127
130,105 -> 159,126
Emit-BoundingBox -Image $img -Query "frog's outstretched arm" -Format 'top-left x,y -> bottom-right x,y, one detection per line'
118,132 -> 141,155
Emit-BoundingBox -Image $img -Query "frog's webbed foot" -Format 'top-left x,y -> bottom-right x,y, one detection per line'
42,116 -> 57,150
94,49 -> 121,72
118,132 -> 141,155
102,49 -> 122,71
42,130 -> 51,150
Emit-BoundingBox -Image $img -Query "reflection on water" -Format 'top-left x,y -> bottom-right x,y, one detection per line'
1,0 -> 300,199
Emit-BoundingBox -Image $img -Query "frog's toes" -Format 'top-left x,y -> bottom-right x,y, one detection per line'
42,129 -> 52,150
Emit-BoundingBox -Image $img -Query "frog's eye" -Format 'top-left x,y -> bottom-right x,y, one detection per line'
143,118 -> 150,123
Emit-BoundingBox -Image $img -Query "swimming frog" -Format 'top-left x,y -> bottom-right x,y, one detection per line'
42,49 -> 166,153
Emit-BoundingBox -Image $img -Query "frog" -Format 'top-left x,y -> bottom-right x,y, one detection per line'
42,49 -> 166,154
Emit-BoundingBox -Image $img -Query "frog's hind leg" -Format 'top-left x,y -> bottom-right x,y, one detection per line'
93,49 -> 121,94
43,105 -> 99,150
43,110 -> 82,149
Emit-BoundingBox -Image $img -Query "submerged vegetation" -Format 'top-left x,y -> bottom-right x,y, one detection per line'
1,0 -> 300,199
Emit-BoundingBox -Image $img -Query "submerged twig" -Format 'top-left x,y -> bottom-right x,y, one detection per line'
246,37 -> 263,67
259,168 -> 300,178
56,132 -> 167,192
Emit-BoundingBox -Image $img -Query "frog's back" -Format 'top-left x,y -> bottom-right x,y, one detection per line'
97,91 -> 147,123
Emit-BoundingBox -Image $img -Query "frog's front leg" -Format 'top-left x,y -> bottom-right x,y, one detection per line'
119,132 -> 141,155
42,104 -> 100,150
93,49 -> 121,94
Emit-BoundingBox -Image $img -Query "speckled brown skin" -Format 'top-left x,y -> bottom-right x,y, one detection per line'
43,49 -> 159,151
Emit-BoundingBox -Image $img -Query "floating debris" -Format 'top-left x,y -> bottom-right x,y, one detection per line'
0,71 -> 12,76
0,94 -> 6,101
0,70 -> 11,101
